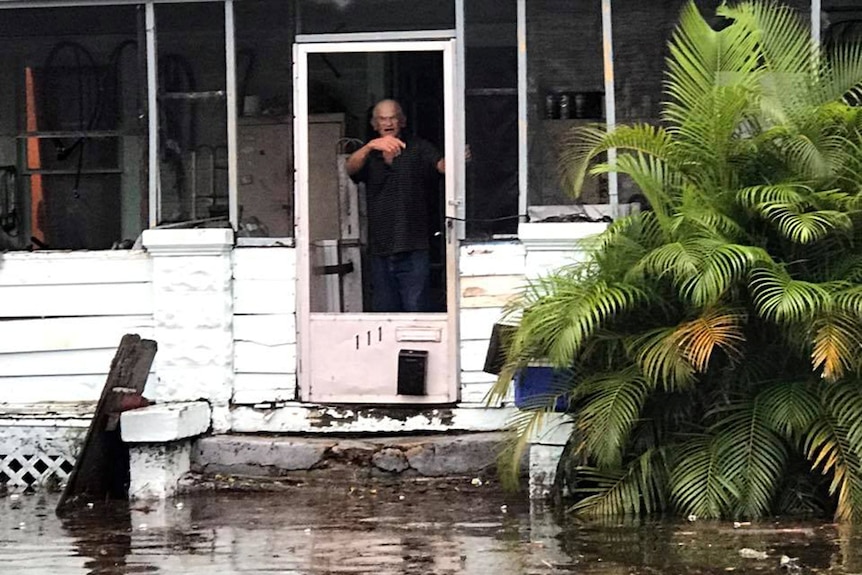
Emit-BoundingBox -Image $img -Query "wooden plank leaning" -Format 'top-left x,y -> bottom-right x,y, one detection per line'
56,333 -> 157,515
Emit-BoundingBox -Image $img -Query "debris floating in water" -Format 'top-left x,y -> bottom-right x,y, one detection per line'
739,548 -> 768,560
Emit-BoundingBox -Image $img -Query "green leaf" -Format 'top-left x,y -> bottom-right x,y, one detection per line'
749,267 -> 831,323
574,370 -> 651,468
568,448 -> 668,517
802,381 -> 862,522
670,434 -> 739,519
759,204 -> 852,244
708,396 -> 788,518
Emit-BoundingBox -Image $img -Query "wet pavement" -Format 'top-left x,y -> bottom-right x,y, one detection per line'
2,479 -> 862,574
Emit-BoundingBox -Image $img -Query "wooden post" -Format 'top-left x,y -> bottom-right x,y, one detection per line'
56,334 -> 157,515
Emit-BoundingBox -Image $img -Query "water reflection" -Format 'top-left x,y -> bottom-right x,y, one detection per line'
2,484 -> 862,574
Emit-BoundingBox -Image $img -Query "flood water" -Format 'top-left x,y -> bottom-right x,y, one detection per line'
2,480 -> 861,574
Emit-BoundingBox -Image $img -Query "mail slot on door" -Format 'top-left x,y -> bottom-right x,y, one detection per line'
397,349 -> 428,396
395,327 -> 442,342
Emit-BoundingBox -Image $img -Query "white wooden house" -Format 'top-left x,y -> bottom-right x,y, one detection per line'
0,0 -> 847,491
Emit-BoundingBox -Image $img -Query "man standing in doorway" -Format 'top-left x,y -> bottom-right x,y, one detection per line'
346,99 -> 445,312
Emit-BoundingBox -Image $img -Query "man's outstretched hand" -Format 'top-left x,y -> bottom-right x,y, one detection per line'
368,135 -> 406,155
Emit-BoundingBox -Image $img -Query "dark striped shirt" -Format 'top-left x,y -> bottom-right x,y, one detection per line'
351,135 -> 443,256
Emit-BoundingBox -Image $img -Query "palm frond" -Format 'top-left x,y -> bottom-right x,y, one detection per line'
665,2 -> 761,125
750,267 -> 831,323
833,285 -> 862,316
818,39 -> 862,105
759,203 -> 852,244
674,308 -> 746,371
632,241 -> 700,285
574,370 -> 651,468
515,278 -> 649,367
708,396 -> 788,518
558,123 -> 675,201
591,153 -> 681,229
628,327 -> 696,392
758,380 -> 819,439
802,381 -> 862,522
568,448 -> 668,517
670,434 -> 739,519
680,243 -> 770,307
811,313 -> 862,382
719,1 -> 813,84
737,183 -> 807,207
677,199 -> 747,241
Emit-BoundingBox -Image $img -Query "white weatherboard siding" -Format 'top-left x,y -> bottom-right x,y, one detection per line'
0,251 -> 154,405
231,247 -> 297,405
458,242 -> 526,406
0,227 -> 605,444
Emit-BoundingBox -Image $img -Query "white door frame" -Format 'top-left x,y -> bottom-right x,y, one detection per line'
293,39 -> 461,403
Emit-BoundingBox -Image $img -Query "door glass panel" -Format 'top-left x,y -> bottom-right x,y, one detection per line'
295,0 -> 454,35
305,50 -> 446,313
155,3 -> 228,226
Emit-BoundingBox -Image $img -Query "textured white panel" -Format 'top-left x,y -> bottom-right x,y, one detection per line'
460,380 -> 496,405
128,442 -> 192,500
230,403 -> 519,434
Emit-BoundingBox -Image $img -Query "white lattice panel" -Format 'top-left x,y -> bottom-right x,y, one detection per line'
0,451 -> 75,491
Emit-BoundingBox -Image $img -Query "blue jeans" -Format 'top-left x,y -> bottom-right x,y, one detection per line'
371,250 -> 430,312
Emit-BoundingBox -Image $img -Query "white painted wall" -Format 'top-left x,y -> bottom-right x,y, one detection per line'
231,247 -> 297,405
0,250 -> 155,405
458,241 -> 527,406
0,226 -> 606,434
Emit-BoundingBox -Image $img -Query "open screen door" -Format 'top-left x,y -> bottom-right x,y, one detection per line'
294,40 -> 459,404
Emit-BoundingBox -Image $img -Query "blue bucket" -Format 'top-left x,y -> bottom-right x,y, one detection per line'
513,366 -> 570,411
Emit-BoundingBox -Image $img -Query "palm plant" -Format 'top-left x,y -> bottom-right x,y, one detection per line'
492,0 -> 862,521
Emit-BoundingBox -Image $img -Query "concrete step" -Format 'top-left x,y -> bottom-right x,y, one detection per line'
190,432 -> 512,482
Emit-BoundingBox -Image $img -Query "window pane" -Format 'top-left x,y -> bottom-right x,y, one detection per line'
464,0 -> 519,240
0,5 -> 144,250
295,0 -> 453,35
155,2 -> 228,226
610,0 -> 811,204
526,0 -> 606,212
235,0 -> 295,238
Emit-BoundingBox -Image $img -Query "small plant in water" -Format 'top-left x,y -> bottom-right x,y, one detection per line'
492,0 -> 862,522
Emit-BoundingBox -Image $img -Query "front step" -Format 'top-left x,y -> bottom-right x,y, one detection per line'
190,432 -> 511,482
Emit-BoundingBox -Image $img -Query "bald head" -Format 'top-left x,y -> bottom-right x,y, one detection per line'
371,99 -> 406,138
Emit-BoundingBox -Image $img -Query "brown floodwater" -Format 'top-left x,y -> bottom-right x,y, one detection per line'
1,479 -> 861,574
